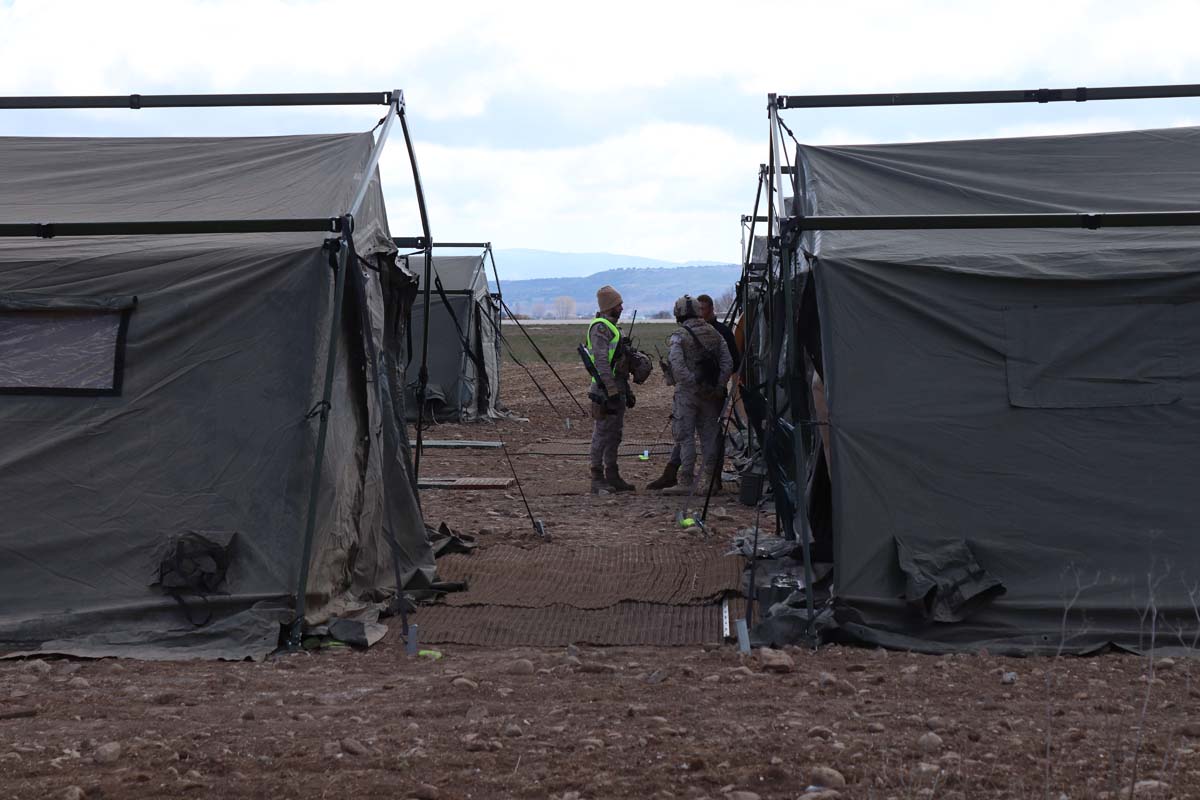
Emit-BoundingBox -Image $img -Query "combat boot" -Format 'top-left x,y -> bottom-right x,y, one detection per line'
605,466 -> 636,492
662,472 -> 695,496
646,462 -> 679,490
589,466 -> 610,495
696,470 -> 722,497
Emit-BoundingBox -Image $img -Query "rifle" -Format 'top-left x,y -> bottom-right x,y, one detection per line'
577,343 -> 609,406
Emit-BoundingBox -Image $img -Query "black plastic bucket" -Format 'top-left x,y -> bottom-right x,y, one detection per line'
739,471 -> 763,506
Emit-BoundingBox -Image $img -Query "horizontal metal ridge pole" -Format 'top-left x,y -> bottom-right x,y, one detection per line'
393,236 -> 430,249
777,83 -> 1200,109
0,218 -> 343,238
742,215 -> 770,224
796,211 -> 1200,231
428,241 -> 491,249
760,164 -> 797,175
0,92 -> 393,110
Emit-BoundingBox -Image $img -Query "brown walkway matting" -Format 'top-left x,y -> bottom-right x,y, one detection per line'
436,544 -> 741,609
414,601 -> 739,647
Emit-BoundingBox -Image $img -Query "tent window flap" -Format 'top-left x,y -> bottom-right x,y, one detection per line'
0,298 -> 134,395
1004,303 -> 1181,409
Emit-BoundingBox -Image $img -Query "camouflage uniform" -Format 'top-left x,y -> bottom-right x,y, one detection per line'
588,312 -> 630,473
667,318 -> 734,486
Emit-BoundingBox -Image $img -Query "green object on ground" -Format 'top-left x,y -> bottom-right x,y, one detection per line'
680,517 -> 696,528
418,649 -> 444,660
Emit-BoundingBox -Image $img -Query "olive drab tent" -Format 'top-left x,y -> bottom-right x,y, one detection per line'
404,246 -> 505,422
0,91 -> 436,660
745,86 -> 1200,654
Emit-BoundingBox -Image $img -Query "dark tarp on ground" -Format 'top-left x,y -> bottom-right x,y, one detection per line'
792,126 -> 1200,653
405,253 -> 503,422
0,133 -> 434,660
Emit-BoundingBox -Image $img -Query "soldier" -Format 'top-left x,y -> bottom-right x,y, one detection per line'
648,292 -> 739,490
662,295 -> 733,496
697,293 -> 739,372
585,285 -> 636,494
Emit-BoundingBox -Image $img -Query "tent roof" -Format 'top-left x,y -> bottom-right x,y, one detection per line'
0,133 -> 385,263
426,254 -> 487,292
797,126 -> 1200,280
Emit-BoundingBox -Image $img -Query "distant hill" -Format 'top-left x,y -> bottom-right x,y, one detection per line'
499,263 -> 741,318
493,248 -> 729,281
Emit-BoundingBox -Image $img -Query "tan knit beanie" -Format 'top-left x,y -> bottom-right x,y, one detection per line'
596,285 -> 623,313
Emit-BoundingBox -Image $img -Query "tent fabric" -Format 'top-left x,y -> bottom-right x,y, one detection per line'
792,125 -> 1200,652
0,133 -> 434,660
405,253 -> 504,421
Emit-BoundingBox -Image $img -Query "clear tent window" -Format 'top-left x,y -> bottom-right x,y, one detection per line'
0,307 -> 131,395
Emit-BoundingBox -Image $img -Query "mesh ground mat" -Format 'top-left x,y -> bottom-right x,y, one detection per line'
416,543 -> 743,646
436,544 -> 740,608
414,601 -> 740,647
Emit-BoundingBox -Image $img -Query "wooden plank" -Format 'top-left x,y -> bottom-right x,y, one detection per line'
518,439 -> 674,457
410,440 -> 503,449
418,476 -> 514,490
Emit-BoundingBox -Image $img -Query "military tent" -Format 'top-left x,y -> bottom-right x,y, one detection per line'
0,95 -> 435,660
749,120 -> 1200,654
404,246 -> 504,422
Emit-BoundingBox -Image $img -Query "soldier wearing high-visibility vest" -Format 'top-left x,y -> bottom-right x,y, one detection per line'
585,285 -> 636,494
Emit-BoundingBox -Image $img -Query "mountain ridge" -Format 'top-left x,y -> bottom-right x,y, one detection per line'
492,248 -> 731,281
497,262 -> 741,318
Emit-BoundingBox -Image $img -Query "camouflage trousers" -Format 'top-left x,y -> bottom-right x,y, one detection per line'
590,401 -> 626,470
672,390 -> 723,478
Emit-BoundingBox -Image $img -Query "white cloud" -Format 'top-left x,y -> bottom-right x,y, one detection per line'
4,1 -> 1200,118
381,122 -> 762,262
3,0 -> 1200,266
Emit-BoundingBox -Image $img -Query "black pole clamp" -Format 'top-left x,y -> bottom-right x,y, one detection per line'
305,400 -> 332,420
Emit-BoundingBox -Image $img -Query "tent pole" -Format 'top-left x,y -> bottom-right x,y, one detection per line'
771,100 -> 818,645
740,167 -> 766,477
347,91 -> 401,219
485,243 -> 502,299
0,90 -> 394,110
398,103 -> 435,482
765,100 -> 780,429
289,218 -> 353,648
775,82 -> 1200,110
484,244 -> 504,415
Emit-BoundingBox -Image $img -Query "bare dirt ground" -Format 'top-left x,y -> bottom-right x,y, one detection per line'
3,336 -> 1200,799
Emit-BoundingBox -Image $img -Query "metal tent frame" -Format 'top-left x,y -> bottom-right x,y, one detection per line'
753,81 -> 1200,642
0,90 -> 434,644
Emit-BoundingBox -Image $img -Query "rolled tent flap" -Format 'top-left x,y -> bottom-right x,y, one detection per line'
894,538 -> 1005,624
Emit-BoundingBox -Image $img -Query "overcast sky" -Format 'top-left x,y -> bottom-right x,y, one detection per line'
2,0 -> 1199,267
